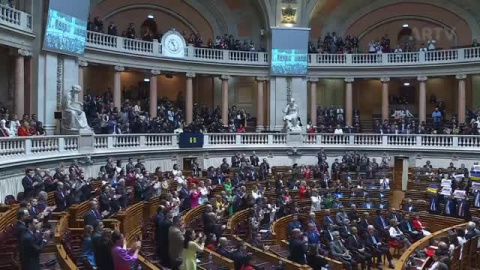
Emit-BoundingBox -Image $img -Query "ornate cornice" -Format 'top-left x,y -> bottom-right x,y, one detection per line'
456,74 -> 467,80
380,77 -> 390,83
114,66 -> 125,72
345,77 -> 355,83
186,72 -> 196,78
417,75 -> 428,82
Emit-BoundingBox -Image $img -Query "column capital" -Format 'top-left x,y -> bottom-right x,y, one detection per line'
417,76 -> 428,82
456,74 -> 467,80
256,76 -> 269,82
78,59 -> 88,67
17,49 -> 32,57
308,77 -> 319,83
220,75 -> 231,81
344,77 -> 354,83
380,77 -> 390,83
151,69 -> 161,76
186,72 -> 196,78
114,66 -> 125,72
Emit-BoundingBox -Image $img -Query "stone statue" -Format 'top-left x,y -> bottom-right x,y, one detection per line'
283,98 -> 301,132
62,85 -> 91,131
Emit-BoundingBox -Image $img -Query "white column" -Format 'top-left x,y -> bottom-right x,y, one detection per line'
113,66 -> 124,110
186,72 -> 195,124
308,77 -> 319,127
456,74 -> 467,124
380,77 -> 390,121
256,77 -> 267,131
150,70 -> 161,118
345,77 -> 354,126
417,76 -> 428,124
78,59 -> 88,101
221,75 -> 230,126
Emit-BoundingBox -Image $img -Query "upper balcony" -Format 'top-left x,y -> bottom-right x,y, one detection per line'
0,4 -> 34,49
85,31 -> 480,77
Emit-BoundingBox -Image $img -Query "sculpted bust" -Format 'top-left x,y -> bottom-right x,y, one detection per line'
62,85 -> 91,131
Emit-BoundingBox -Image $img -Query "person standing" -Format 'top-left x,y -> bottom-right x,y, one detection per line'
169,216 -> 185,270
181,229 -> 205,270
20,217 -> 50,270
111,231 -> 141,270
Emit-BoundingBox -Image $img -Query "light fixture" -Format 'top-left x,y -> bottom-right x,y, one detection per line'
144,78 -> 150,82
147,14 -> 154,19
403,24 -> 409,28
404,82 -> 410,86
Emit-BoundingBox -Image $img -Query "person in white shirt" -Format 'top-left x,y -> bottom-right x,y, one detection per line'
172,164 -> 185,191
198,180 -> 209,204
427,39 -> 436,51
334,125 -> 343,134
419,43 -> 428,52
456,228 -> 467,259
310,189 -> 322,211
10,114 -> 21,135
394,45 -> 403,59
388,219 -> 411,248
368,41 -> 376,53
379,175 -> 390,190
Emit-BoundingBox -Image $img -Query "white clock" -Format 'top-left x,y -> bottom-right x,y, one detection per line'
162,29 -> 186,58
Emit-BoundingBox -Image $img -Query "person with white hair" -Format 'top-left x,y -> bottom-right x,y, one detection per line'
465,221 -> 479,240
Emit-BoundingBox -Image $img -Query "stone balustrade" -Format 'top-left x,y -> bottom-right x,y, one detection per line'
2,133 -> 480,164
84,31 -> 480,68
0,4 -> 32,32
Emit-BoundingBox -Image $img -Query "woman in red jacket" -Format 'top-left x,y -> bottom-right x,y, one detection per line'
17,121 -> 31,136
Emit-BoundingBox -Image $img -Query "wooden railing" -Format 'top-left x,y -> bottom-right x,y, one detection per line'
396,222 -> 469,270
116,202 -> 144,245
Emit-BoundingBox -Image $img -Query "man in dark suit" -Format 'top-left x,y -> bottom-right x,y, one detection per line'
22,169 -> 37,199
216,237 -> 232,259
83,201 -> 102,227
157,209 -> 173,267
20,217 -> 49,270
338,219 -> 352,239
288,229 -> 308,265
330,231 -> 357,270
399,214 -> 422,241
305,223 -> 321,245
323,224 -> 335,243
154,206 -> 165,257
178,183 -> 191,212
346,227 -> 372,270
373,210 -> 389,237
54,182 -> 67,212
365,225 -> 394,269
402,198 -> 417,212
323,209 -> 335,228
250,151 -> 260,167
15,208 -> 29,240
358,212 -> 371,236
287,214 -> 302,235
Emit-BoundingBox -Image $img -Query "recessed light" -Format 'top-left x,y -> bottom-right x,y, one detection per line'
404,82 -> 410,86
147,14 -> 154,19
403,24 -> 409,28
144,78 -> 150,82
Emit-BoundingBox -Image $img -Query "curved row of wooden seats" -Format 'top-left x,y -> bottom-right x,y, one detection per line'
181,204 -> 235,270
0,205 -> 20,269
227,209 -> 313,270
400,197 -> 480,218
270,210 -> 466,244
396,222 -> 470,270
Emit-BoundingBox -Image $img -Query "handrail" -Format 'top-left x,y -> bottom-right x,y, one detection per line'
396,222 -> 468,270
0,3 -> 33,32
84,31 -> 480,67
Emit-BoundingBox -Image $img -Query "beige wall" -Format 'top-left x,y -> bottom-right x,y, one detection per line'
315,79 -> 345,108
0,48 -> 13,112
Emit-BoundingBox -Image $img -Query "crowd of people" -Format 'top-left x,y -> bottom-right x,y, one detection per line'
307,105 -> 362,134
0,110 -> 46,137
309,32 -> 361,54
10,147 -> 480,270
82,92 -> 252,134
87,17 -> 263,52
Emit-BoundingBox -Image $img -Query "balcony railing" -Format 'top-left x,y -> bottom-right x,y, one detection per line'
309,47 -> 480,67
86,31 -> 269,66
2,133 -> 480,162
0,4 -> 32,32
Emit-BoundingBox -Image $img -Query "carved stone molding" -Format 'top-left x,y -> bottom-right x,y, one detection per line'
220,74 -> 231,81
380,77 -> 390,83
186,72 -> 196,78
455,74 -> 467,80
417,76 -> 428,82
78,59 -> 88,68
256,76 -> 269,82
114,66 -> 125,72
151,69 -> 161,76
17,49 -> 32,57
308,77 -> 319,83
344,77 -> 354,83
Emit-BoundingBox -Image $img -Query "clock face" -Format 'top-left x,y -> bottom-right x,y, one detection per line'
163,33 -> 185,58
